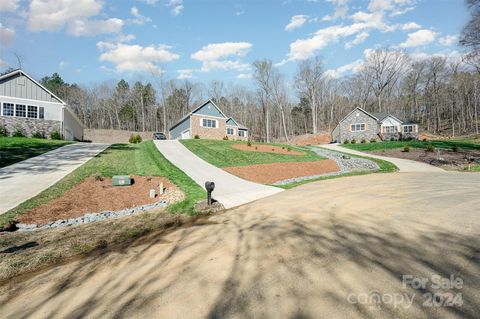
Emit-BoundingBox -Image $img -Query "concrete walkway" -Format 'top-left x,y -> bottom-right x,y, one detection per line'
154,140 -> 283,208
319,144 -> 445,172
0,143 -> 109,214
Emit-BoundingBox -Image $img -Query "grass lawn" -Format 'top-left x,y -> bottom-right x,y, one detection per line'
181,139 -> 325,167
467,164 -> 480,172
276,147 -> 398,189
0,141 -> 205,230
0,137 -> 71,168
342,139 -> 480,152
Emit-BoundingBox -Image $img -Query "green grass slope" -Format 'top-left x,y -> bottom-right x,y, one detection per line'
342,139 -> 480,152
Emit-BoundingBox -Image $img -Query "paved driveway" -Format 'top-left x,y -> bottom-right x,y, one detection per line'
0,143 -> 109,214
154,140 -> 283,208
320,144 -> 445,172
1,172 -> 478,318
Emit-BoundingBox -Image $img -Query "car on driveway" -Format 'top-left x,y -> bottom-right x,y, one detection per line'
153,132 -> 167,140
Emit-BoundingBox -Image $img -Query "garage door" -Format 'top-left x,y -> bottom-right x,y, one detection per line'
181,129 -> 191,139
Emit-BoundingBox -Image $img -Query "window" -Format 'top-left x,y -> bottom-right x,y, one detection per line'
39,107 -> 45,119
238,130 -> 247,137
15,104 -> 26,117
201,118 -> 217,128
351,123 -> 366,132
227,127 -> 235,135
383,126 -> 397,133
403,125 -> 414,133
2,103 -> 14,116
28,105 -> 38,118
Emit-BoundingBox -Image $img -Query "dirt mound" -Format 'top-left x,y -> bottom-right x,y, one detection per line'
17,176 -> 183,226
223,160 -> 339,184
232,144 -> 304,155
290,133 -> 332,146
84,129 -> 156,144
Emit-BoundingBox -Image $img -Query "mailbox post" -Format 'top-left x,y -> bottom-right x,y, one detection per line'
205,181 -> 215,206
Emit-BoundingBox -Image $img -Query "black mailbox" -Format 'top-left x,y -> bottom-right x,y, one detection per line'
205,181 -> 215,206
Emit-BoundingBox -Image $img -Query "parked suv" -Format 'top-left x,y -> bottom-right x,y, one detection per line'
153,132 -> 167,140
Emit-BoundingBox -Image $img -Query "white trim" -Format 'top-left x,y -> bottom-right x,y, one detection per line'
192,113 -> 226,120
351,123 -> 366,132
200,117 -> 218,128
0,95 -> 64,105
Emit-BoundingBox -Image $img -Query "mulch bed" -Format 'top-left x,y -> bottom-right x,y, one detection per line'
289,133 -> 332,146
17,176 -> 183,226
370,148 -> 480,171
232,144 -> 304,155
223,160 -> 339,184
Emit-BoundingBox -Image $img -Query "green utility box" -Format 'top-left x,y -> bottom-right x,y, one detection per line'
112,175 -> 132,186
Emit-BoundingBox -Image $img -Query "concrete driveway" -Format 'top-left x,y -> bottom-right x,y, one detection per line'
1,172 -> 478,318
320,144 -> 445,172
154,140 -> 283,208
0,143 -> 109,214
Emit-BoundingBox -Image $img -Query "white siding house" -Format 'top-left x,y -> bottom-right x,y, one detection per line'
0,69 -> 84,141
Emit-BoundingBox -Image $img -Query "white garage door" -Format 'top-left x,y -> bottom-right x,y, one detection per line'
181,129 -> 191,139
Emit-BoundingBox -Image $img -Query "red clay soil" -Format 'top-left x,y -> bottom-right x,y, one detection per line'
17,176 -> 182,226
223,160 -> 339,184
290,133 -> 332,146
232,144 -> 304,155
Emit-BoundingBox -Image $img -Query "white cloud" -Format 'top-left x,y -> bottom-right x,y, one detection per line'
399,29 -> 436,48
234,4 -> 244,16
439,35 -> 457,46
410,50 -> 461,63
345,32 -> 369,48
0,58 -> 9,69
191,42 -> 252,72
237,73 -> 251,79
0,23 -> 15,47
325,59 -> 364,78
177,69 -> 193,79
167,0 -> 183,16
137,0 -> 158,5
28,0 -> 123,36
59,60 -> 69,69
368,0 -> 392,12
401,22 -> 421,30
285,15 -> 309,31
98,42 -> 180,73
323,0 -> 349,21
0,0 -> 20,12
130,6 -> 151,25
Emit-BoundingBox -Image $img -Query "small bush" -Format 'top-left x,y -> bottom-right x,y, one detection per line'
94,174 -> 104,181
32,131 -> 46,139
222,136 -> 229,140
351,139 -> 357,144
343,139 -> 350,144
452,145 -> 459,152
12,128 -> 25,137
287,147 -> 292,152
129,134 -> 142,144
403,145 -> 410,152
194,134 -> 200,139
426,144 -> 435,152
255,146 -> 258,150
370,138 -> 377,143
247,141 -> 252,147
0,125 -> 7,137
50,131 -> 63,140
361,138 -> 367,144
390,137 -> 396,141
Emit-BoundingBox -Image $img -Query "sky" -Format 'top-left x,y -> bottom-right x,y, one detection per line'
0,0 -> 469,87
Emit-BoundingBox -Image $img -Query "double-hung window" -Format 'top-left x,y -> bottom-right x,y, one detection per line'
202,118 -> 217,128
403,125 -> 414,133
28,105 -> 38,118
227,127 -> 234,135
39,107 -> 45,119
351,123 -> 366,132
15,104 -> 26,117
238,130 -> 247,137
383,126 -> 397,133
2,103 -> 14,116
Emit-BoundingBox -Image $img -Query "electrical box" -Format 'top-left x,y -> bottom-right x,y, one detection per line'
112,175 -> 131,186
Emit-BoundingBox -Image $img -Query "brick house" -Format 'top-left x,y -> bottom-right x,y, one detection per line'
169,99 -> 249,140
331,107 -> 419,143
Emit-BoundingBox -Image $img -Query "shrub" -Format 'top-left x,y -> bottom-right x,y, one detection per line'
255,146 -> 258,150
426,144 -> 435,152
370,138 -> 377,143
12,128 -> 25,137
50,130 -> 63,140
361,138 -> 367,144
128,134 -> 142,144
287,147 -> 292,152
222,136 -> 229,140
32,131 -> 46,139
452,145 -> 459,152
390,137 -> 396,141
343,139 -> 350,144
194,134 -> 200,139
0,125 -> 7,137
403,145 -> 410,152
351,138 -> 357,144
247,141 -> 252,147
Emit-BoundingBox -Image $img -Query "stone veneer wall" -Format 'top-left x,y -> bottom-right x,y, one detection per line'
338,111 -> 379,143
0,116 -> 61,138
190,114 -> 227,140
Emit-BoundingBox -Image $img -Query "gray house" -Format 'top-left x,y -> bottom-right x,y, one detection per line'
332,107 -> 419,143
0,69 -> 84,141
169,99 -> 248,140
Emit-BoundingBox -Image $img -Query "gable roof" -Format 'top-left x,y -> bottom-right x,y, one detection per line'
0,69 -> 66,104
169,99 -> 228,131
226,117 -> 248,129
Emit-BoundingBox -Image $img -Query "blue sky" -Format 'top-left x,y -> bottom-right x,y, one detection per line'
0,0 -> 468,86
